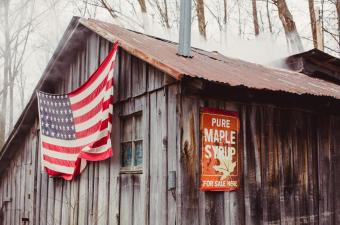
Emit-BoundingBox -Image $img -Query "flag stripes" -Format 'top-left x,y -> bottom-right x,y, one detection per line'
37,42 -> 118,180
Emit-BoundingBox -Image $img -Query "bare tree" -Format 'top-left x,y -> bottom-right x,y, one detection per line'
266,0 -> 273,33
138,0 -> 147,13
274,0 -> 304,52
0,0 -> 35,146
223,0 -> 227,26
309,0 -> 318,48
196,0 -> 207,38
0,0 -> 10,146
337,0 -> 340,49
252,0 -> 260,36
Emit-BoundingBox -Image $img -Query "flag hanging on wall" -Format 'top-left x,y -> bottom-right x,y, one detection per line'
37,41 -> 118,180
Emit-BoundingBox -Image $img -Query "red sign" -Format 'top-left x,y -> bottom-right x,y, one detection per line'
200,108 -> 240,191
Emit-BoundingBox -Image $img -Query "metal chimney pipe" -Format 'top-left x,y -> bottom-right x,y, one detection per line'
178,0 -> 192,57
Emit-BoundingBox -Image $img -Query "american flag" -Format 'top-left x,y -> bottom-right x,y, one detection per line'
37,42 -> 118,180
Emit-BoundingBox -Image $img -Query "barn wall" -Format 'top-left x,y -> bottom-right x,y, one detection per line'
178,94 -> 340,225
0,31 -> 178,225
3,28 -> 340,225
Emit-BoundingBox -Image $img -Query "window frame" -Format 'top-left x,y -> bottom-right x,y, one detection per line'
120,111 -> 143,173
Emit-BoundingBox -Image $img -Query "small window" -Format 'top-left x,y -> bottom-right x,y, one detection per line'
121,113 -> 143,172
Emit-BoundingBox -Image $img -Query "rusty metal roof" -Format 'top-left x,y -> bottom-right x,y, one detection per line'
2,17 -> 340,173
289,48 -> 340,68
80,18 -> 340,99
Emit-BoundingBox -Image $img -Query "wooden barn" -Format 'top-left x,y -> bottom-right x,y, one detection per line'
2,16 -> 340,225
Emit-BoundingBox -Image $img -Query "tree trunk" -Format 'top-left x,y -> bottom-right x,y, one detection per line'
196,0 -> 206,38
0,0 -> 10,147
9,78 -> 14,130
308,0 -> 318,48
252,0 -> 260,36
223,0 -> 227,25
138,0 -> 147,13
336,0 -> 340,50
154,0 -> 170,28
163,0 -> 170,28
266,0 -> 273,33
275,0 -> 303,53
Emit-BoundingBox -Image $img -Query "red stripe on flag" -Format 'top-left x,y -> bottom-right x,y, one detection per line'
79,147 -> 113,161
45,168 -> 73,180
70,76 -> 109,110
75,114 -> 113,138
42,142 -> 83,154
69,45 -> 117,97
73,96 -> 113,124
43,155 -> 76,167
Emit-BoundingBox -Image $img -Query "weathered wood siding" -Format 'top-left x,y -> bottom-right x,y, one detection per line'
178,94 -> 340,225
0,32 -> 177,225
1,29 -> 340,225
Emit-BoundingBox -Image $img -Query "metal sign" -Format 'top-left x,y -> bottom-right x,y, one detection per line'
200,108 -> 240,191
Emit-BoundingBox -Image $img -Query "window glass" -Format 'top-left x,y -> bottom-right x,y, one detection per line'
134,141 -> 143,166
121,113 -> 143,171
135,115 -> 142,140
122,117 -> 133,142
122,143 -> 132,167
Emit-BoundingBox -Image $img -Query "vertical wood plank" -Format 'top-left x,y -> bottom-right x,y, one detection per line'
119,50 -> 132,100
178,96 -> 199,225
132,56 -> 147,96
54,180 -> 63,225
120,174 -> 133,225
280,109 -> 296,224
318,116 -> 333,225
306,114 -> 319,224
96,39 -> 110,225
167,84 -> 178,225
108,104 -> 121,225
133,175 -> 142,225
149,89 -> 167,225
331,116 -> 340,224
61,180 -> 71,225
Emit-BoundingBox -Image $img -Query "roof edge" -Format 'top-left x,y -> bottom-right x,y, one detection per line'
79,18 -> 184,79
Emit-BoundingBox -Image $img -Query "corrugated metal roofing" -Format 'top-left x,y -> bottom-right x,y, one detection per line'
80,18 -> 340,99
289,48 -> 340,68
